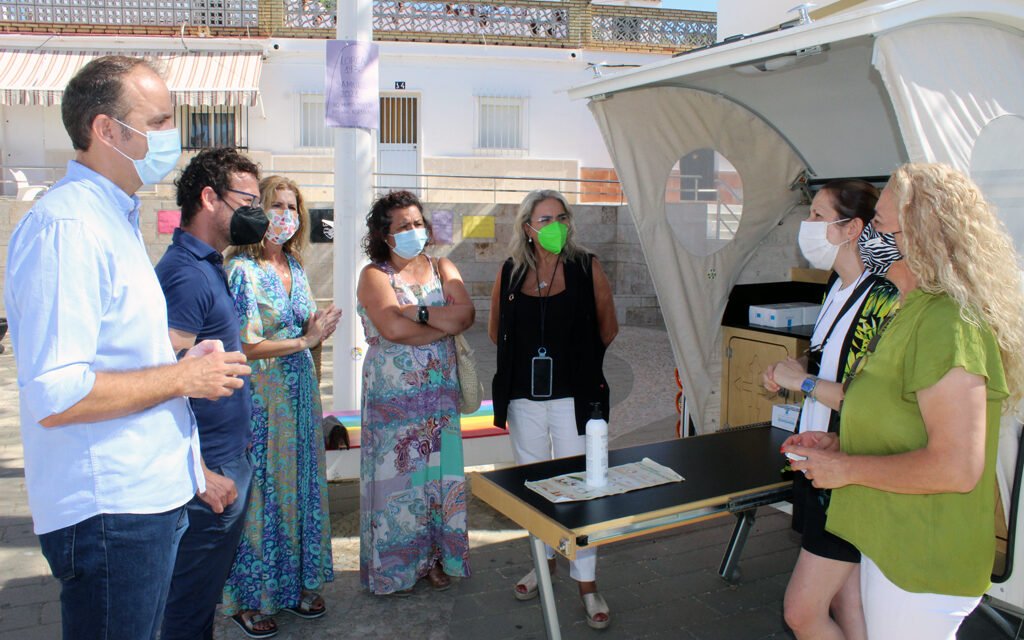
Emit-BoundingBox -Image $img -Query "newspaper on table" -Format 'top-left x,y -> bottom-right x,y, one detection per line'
524,457 -> 684,503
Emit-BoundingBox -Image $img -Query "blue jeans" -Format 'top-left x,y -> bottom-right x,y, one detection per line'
38,506 -> 189,640
161,451 -> 254,640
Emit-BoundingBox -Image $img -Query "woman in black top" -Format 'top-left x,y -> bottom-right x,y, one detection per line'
488,190 -> 618,629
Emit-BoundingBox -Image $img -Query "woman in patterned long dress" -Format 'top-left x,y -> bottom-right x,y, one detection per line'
222,176 -> 343,636
356,190 -> 475,595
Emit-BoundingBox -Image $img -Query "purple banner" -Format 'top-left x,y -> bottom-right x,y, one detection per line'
325,40 -> 380,129
431,209 -> 454,245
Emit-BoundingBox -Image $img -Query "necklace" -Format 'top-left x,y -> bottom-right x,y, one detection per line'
534,260 -> 558,292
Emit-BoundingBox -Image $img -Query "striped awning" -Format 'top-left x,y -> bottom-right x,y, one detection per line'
0,49 -> 263,107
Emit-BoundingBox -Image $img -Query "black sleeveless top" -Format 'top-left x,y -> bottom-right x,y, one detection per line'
509,290 -> 574,400
492,254 -> 610,435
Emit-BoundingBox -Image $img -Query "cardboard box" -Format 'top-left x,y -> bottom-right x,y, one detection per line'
749,303 -> 804,329
771,403 -> 801,432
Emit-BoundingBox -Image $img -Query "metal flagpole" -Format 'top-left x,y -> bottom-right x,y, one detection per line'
332,0 -> 373,411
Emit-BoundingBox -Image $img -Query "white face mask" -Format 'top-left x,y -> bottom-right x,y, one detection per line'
798,220 -> 848,270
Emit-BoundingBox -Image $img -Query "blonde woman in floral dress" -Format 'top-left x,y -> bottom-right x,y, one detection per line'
222,176 -> 341,637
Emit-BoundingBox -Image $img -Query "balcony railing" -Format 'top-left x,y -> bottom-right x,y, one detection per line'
0,0 -> 715,53
590,13 -> 715,49
0,0 -> 259,27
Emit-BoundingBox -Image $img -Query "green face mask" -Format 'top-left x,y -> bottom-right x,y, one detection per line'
535,221 -> 568,254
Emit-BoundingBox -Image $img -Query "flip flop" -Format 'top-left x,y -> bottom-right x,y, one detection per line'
283,591 -> 326,619
582,592 -> 611,630
230,612 -> 278,638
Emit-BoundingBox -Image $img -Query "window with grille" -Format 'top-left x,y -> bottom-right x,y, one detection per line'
475,95 -> 528,153
379,95 -> 418,145
299,93 -> 331,149
301,93 -> 418,148
176,105 -> 247,150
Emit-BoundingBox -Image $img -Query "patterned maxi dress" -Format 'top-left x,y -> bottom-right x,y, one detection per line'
357,259 -> 470,594
221,254 -> 334,614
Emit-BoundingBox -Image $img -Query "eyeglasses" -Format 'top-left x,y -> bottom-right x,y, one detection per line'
841,312 -> 897,395
224,188 -> 261,209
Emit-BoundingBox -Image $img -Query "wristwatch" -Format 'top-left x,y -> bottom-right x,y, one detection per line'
416,305 -> 429,325
800,376 -> 818,397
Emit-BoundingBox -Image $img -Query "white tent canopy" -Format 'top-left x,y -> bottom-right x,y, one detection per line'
590,87 -> 804,432
573,0 -> 1024,607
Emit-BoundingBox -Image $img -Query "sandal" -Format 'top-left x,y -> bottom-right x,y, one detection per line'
426,564 -> 452,592
230,611 -> 278,639
283,591 -> 326,619
513,568 -> 539,601
582,592 -> 611,630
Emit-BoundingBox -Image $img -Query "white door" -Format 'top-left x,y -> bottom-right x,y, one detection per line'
377,94 -> 420,194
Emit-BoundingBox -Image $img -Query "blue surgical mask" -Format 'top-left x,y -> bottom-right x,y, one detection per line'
389,227 -> 428,259
111,118 -> 182,185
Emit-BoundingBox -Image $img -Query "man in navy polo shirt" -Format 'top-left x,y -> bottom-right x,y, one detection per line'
156,148 -> 269,640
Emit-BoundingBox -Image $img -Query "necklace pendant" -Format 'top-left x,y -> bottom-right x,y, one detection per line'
538,280 -> 548,290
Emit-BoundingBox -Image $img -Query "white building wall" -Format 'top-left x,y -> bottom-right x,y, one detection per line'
0,37 -> 664,185
257,39 -> 664,167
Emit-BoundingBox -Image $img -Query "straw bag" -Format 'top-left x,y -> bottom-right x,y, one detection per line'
454,334 -> 483,414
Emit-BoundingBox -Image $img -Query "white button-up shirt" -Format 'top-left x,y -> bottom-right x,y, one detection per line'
5,161 -> 202,535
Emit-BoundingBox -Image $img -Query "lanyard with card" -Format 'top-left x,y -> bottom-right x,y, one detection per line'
531,256 -> 561,398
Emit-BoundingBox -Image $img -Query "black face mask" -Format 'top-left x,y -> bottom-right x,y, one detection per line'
230,205 -> 269,246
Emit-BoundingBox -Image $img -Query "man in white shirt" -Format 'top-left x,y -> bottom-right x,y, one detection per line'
3,55 -> 251,640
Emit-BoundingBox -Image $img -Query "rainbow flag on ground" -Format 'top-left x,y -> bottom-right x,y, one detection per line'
324,400 -> 504,449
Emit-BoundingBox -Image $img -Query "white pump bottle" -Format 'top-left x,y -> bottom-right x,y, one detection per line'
585,403 -> 608,488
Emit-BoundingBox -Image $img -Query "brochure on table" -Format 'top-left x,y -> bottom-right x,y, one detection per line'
525,457 -> 684,503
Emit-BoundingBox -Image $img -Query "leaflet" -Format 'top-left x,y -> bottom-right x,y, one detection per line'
524,457 -> 684,503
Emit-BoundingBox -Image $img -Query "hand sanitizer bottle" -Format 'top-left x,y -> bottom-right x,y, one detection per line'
585,403 -> 608,488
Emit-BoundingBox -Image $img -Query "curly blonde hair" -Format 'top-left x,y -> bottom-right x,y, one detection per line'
508,190 -> 588,282
226,175 -> 309,267
891,163 -> 1024,409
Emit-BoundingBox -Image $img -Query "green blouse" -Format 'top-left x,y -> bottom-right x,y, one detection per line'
827,290 -> 1008,596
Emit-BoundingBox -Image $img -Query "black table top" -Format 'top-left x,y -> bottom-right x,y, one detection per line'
476,425 -> 793,531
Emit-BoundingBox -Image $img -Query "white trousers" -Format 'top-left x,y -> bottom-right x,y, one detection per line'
860,555 -> 980,640
507,397 -> 598,582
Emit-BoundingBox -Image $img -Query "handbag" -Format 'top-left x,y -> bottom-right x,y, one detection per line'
454,333 -> 484,414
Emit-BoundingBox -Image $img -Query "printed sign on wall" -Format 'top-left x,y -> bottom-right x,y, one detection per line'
157,210 -> 181,234
430,209 -> 454,245
462,216 -> 495,239
309,208 -> 334,243
325,41 -> 380,130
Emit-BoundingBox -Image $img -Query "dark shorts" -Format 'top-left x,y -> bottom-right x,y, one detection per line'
791,472 -> 860,563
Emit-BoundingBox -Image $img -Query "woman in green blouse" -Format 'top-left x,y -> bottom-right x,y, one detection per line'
784,163 -> 1024,639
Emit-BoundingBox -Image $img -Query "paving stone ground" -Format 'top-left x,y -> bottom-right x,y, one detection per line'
0,325 -> 1014,639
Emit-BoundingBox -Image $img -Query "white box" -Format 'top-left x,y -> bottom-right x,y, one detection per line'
749,303 -> 804,329
798,304 -> 821,325
771,403 -> 801,432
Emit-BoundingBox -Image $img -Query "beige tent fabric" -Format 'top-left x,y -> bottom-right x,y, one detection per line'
873,21 -> 1024,172
589,86 -> 805,432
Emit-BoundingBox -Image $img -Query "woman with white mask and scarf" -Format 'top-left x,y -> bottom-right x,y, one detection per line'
762,179 -> 900,640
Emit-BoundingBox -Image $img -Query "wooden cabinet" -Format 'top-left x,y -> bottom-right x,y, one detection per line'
720,326 -> 808,430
